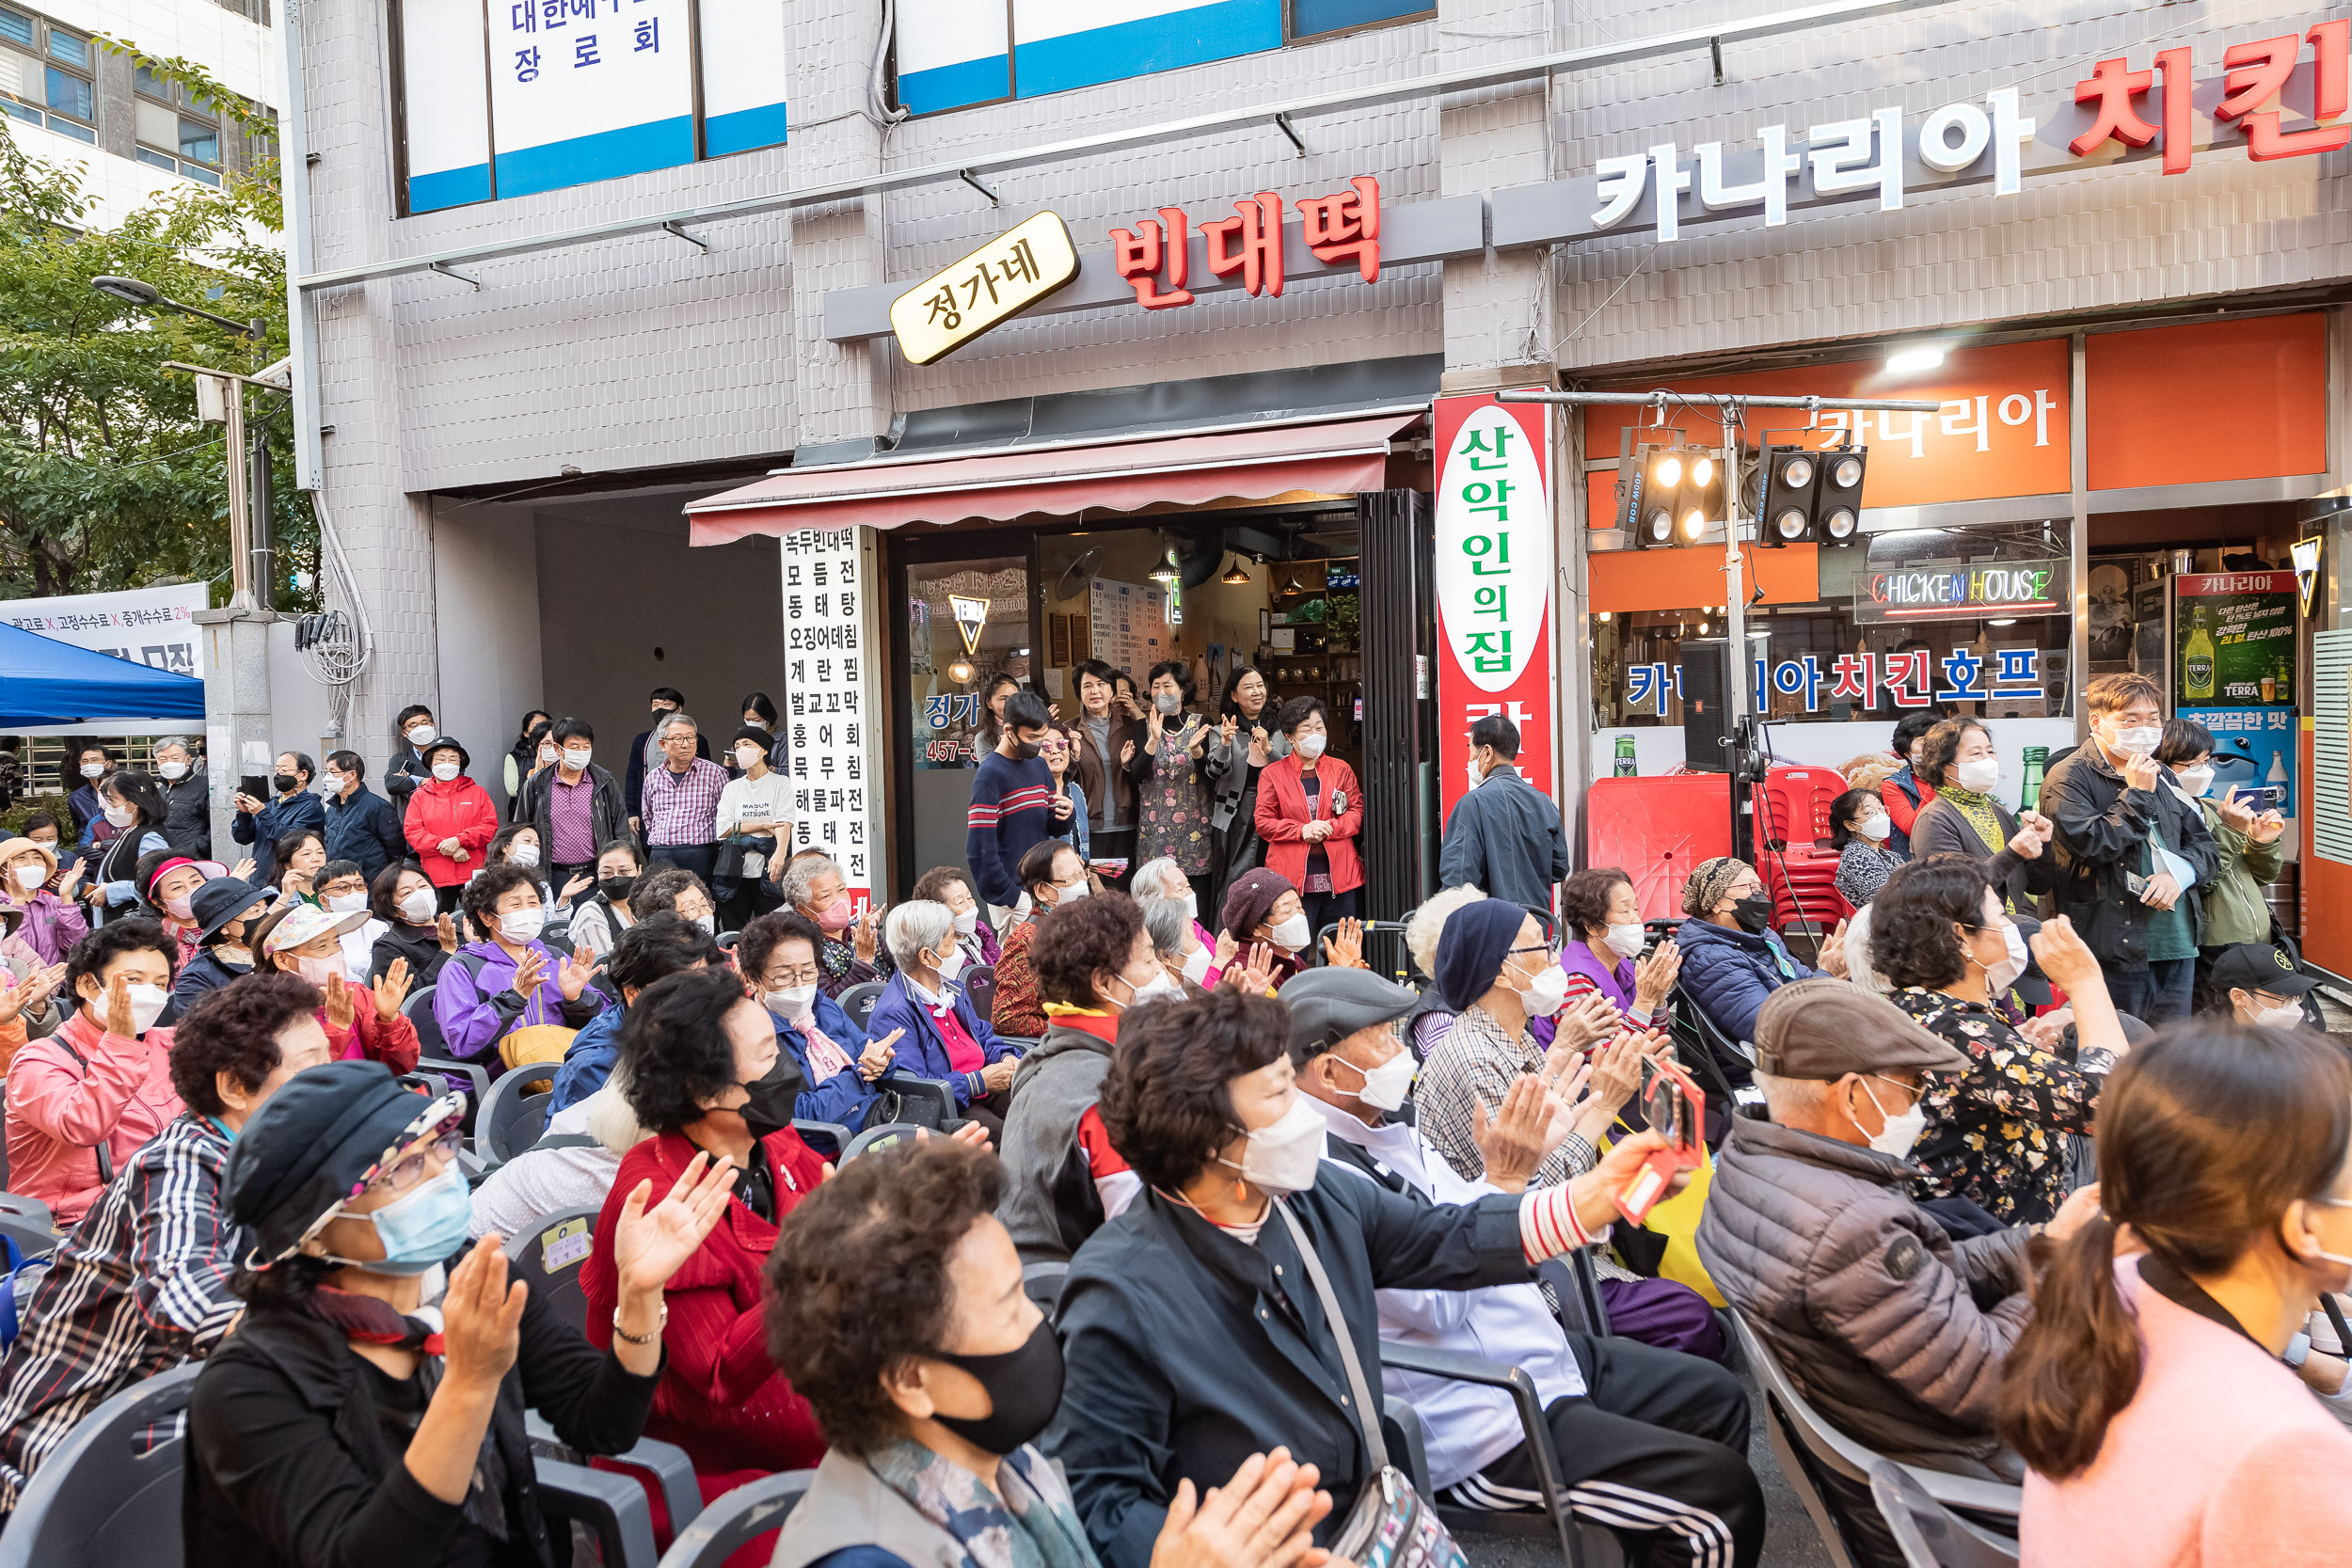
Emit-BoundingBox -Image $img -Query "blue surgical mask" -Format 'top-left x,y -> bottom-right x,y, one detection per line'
326,1164 -> 473,1276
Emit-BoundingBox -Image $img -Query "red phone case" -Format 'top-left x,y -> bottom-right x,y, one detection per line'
1615,1057 -> 1705,1227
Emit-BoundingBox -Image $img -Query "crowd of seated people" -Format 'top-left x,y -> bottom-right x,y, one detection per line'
3,674 -> 2350,1568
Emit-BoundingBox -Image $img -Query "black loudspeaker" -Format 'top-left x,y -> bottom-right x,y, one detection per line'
1677,634 -> 1770,772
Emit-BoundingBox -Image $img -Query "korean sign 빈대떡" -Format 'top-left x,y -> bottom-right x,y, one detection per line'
891,213 -> 1081,365
1111,177 -> 1382,310
1434,395 -> 1555,823
780,528 -> 882,907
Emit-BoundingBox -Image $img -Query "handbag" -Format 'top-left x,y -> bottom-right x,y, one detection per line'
1272,1202 -> 1470,1568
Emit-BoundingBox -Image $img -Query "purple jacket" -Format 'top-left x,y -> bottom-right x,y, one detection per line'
431,940 -> 609,1064
1560,938 -> 1637,1013
6,893 -> 88,967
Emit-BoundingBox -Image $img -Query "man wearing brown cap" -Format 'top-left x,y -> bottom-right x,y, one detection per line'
1695,979 -> 2102,1504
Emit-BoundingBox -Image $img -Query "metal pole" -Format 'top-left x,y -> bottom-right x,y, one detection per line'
248,319 -> 274,611
222,376 -> 252,611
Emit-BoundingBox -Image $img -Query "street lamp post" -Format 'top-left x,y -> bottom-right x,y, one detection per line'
90,274 -> 287,857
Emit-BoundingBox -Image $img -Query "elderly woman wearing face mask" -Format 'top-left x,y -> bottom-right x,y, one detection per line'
1875,855 -> 2129,1227
0,834 -> 87,968
1216,868 -> 1368,990
989,841 -> 1091,1040
866,902 -> 1024,1137
768,1137 -> 1338,1568
995,893 -> 1175,1264
6,920 -> 184,1228
186,1061 -> 731,1568
1674,857 -> 1848,1049
1904,719 -> 2057,917
254,904 -> 420,1074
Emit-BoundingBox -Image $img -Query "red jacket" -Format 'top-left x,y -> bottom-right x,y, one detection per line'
403,775 -> 498,887
1255,752 -> 1364,895
322,1004 -> 421,1074
581,1127 -> 828,1487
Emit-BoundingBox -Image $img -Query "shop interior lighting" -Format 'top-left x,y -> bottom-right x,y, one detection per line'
1219,556 -> 1253,584
1885,345 -> 1947,374
1986,618 -> 2018,626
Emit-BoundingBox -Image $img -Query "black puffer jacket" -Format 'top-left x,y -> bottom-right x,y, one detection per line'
2041,742 -> 2217,972
1694,1111 -> 2031,1481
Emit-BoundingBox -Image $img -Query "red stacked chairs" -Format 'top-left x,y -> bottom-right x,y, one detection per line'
1755,765 -> 1853,931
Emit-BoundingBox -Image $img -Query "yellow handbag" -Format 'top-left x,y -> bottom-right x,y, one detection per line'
1632,1146 -> 1726,1307
499,1023 -> 578,1094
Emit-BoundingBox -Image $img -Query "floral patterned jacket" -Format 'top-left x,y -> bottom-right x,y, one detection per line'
1888,988 -> 2117,1226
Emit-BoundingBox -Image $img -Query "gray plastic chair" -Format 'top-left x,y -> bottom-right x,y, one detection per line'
1728,1311 -> 2020,1568
0,1360 -> 199,1568
835,981 -> 885,1031
525,1410 -> 703,1540
657,1468 -> 817,1568
0,1192 -> 58,1264
884,1075 -> 958,1130
480,1069 -> 555,1165
840,1122 -> 930,1162
536,1452 -> 660,1567
1869,1460 -> 2019,1568
504,1205 -> 601,1341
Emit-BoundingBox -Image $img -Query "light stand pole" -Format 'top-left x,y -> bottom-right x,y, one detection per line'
89,276 -> 289,853
1501,388 -> 1941,867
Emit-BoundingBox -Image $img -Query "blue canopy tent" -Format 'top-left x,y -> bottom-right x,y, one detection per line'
0,621 -> 205,726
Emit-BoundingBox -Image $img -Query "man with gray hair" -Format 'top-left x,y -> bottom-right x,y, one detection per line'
1696,978 -> 2102,1515
150,736 -> 210,858
866,899 -> 1022,1135
639,710 -> 727,889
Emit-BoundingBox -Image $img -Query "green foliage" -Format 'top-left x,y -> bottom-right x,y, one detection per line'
1,795 -> 72,838
0,91 -> 312,608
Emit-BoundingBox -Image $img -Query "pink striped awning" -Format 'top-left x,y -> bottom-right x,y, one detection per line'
686,413 -> 1416,545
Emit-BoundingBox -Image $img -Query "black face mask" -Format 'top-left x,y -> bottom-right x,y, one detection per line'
598,874 -> 639,905
931,1316 -> 1066,1455
1010,739 -> 1041,761
1731,895 -> 1773,936
739,1053 -> 808,1142
272,772 -> 297,794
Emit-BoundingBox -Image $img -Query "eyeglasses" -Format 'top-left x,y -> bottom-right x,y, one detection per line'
370,1131 -> 464,1196
765,963 -> 821,987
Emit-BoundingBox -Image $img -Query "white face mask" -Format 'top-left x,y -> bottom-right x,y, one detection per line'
158,760 -> 188,781
2108,724 -> 2163,757
119,982 -> 171,1037
1120,968 -> 1184,1009
1986,920 -> 2028,994
1518,959 -> 1570,1017
693,912 -> 716,935
932,944 -> 968,984
2252,999 -> 2305,1029
103,803 -> 135,829
399,887 -> 437,924
952,907 -> 979,937
79,763 -> 105,780
1295,732 -> 1327,759
498,907 -> 547,942
1226,1094 -> 1327,1195
1268,912 -> 1311,951
406,723 -> 438,747
1331,1049 -> 1417,1113
2175,765 -> 2216,798
1176,890 -> 1199,923
562,746 -> 593,769
1466,759 -> 1486,792
736,749 -> 763,769
13,863 -> 48,891
1181,944 -> 1214,985
1602,922 -> 1646,960
1054,879 -> 1091,904
765,984 -> 818,1020
1857,1078 -> 1928,1161
1954,755 -> 2001,794
431,762 -> 460,782
1854,814 -> 1891,843
326,892 -> 369,913
507,843 -> 540,868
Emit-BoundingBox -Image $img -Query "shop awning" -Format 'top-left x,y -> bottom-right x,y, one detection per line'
684,412 -> 1419,546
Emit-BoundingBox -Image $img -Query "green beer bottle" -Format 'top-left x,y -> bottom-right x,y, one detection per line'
1613,735 -> 1637,778
2019,746 -> 2047,814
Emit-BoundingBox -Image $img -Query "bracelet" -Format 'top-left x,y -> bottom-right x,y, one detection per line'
612,1302 -> 667,1347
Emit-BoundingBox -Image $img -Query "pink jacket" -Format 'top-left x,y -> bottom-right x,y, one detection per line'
4,1010 -> 183,1229
2021,1255 -> 2352,1566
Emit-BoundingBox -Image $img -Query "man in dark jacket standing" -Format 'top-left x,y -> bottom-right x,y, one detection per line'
2039,672 -> 2217,1022
150,735 -> 211,857
320,751 -> 406,884
1697,981 -> 2099,1556
230,751 -> 326,886
1438,714 -> 1567,916
517,719 -> 628,893
384,704 -> 439,823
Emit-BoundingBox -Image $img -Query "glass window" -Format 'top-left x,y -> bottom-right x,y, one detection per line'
44,61 -> 87,119
134,145 -> 175,170
0,96 -> 35,124
134,63 -> 167,99
44,109 -> 91,141
180,161 -> 220,185
0,7 -> 30,46
42,25 -> 81,65
178,117 -> 217,164
902,555 -> 1032,879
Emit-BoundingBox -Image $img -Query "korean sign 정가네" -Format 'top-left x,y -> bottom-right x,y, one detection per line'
891,213 -> 1081,366
1434,394 -> 1555,823
780,528 -> 882,908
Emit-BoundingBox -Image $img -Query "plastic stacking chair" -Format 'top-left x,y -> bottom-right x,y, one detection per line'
479,1070 -> 555,1165
0,1361 -> 199,1568
1868,1460 -> 2019,1568
835,982 -> 885,1031
525,1410 -> 704,1541
535,1452 -> 661,1567
657,1469 -> 817,1568
840,1122 -> 928,1162
504,1206 -> 600,1340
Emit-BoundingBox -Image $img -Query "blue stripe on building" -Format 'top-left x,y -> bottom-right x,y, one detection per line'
407,162 -> 493,213
1012,0 -> 1279,98
898,52 -> 1011,114
704,101 -> 789,155
492,114 -> 696,198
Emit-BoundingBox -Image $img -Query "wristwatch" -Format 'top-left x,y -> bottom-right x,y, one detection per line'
612,1302 -> 668,1347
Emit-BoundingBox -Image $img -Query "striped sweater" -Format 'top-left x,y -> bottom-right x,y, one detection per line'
965,752 -> 1069,908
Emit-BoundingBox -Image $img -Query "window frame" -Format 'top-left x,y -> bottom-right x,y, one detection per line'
132,63 -> 227,184
0,5 -> 94,140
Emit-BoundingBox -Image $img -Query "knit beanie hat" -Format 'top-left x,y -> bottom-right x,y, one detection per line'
1220,867 -> 1296,941
1435,897 -> 1532,1012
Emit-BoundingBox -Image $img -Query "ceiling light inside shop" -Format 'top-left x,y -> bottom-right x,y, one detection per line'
1885,345 -> 1947,374
1987,618 -> 2018,626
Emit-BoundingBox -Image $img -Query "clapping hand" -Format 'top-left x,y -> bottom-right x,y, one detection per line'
0,963 -> 64,1027
1321,917 -> 1365,970
374,958 -> 413,1023
435,912 -> 460,954
323,971 -> 357,1031
851,905 -> 882,963
1212,930 -> 1240,974
55,859 -> 85,899
1222,942 -> 1277,996
1631,937 -> 1680,1011
2019,1006 -> 2074,1053
510,946 -> 548,996
1552,992 -> 1618,1050
1818,918 -> 1851,979
559,873 -> 593,905
1149,1449 -> 1332,1568
612,1149 -> 739,1295
439,1240 -> 528,1393
1471,1075 -> 1559,1192
556,948 -> 597,1002
230,858 -> 257,883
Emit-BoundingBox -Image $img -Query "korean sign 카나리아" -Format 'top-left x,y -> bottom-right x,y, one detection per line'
1434,394 -> 1555,822
890,212 -> 1082,366
780,527 -> 882,908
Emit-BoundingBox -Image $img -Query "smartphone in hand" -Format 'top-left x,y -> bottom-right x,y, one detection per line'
1616,1057 -> 1705,1227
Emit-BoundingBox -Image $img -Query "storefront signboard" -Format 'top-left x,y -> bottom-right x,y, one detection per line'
1111,177 -> 1382,309
1434,394 -> 1556,820
779,527 -> 883,910
890,212 -> 1082,365
2174,570 -> 2296,705
1853,556 -> 2071,625
1623,645 -> 2047,716
2178,705 -> 2297,816
1089,578 -> 1167,677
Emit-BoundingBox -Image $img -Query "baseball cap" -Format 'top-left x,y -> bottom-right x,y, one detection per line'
1279,968 -> 1420,1061
2208,942 -> 2320,1000
1753,977 -> 1971,1080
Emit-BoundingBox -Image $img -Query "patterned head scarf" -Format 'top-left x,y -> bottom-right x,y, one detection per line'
1681,856 -> 1754,918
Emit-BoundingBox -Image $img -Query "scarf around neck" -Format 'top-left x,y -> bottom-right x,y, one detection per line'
865,1436 -> 1096,1568
1935,784 -> 2009,859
